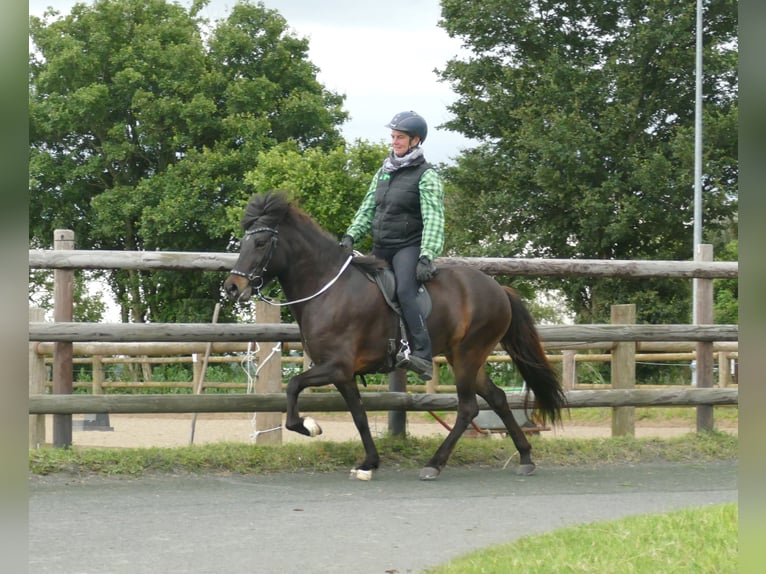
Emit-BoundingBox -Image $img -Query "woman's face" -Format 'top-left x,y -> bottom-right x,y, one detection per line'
390,129 -> 420,156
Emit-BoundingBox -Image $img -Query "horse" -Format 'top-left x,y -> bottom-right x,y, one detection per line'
223,191 -> 567,481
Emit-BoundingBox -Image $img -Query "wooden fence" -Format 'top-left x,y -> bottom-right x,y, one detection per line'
28,236 -> 738,448
29,340 -> 740,392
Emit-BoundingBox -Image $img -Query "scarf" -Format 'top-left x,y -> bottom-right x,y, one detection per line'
381,146 -> 425,174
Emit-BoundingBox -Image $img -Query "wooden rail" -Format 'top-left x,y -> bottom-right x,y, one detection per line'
28,388 -> 738,415
28,250 -> 738,278
28,322 -> 738,343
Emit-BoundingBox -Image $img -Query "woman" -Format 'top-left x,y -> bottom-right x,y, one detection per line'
340,111 -> 445,381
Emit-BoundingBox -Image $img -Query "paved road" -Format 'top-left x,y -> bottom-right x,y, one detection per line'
29,462 -> 737,574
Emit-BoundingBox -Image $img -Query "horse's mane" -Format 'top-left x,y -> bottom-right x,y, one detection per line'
242,191 -> 291,230
242,191 -> 388,273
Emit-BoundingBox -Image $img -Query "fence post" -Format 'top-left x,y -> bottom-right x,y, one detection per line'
695,244 -> 715,431
388,369 -> 407,437
29,308 -> 47,448
611,304 -> 636,437
254,301 -> 282,444
562,350 -> 576,390
79,355 -> 112,431
718,352 -> 730,388
53,229 -> 75,448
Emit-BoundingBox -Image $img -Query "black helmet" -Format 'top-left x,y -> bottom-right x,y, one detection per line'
385,111 -> 428,143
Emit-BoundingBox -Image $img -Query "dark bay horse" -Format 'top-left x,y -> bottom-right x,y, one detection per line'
223,191 -> 567,480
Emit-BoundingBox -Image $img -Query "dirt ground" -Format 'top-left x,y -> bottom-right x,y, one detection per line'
42,410 -> 737,449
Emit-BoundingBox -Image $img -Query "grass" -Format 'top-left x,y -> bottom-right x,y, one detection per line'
412,405 -> 740,427
423,503 -> 738,574
29,430 -> 737,477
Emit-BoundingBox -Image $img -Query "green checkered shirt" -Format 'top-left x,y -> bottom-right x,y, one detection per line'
346,166 -> 444,261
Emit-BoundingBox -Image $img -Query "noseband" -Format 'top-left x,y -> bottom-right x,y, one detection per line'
229,225 -> 279,293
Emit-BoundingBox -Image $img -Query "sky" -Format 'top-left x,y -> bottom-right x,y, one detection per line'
29,0 -> 477,164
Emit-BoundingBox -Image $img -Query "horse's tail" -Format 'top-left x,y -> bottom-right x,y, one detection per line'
500,286 -> 568,425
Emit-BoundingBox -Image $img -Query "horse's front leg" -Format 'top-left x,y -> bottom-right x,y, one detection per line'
335,381 -> 380,480
284,364 -> 339,437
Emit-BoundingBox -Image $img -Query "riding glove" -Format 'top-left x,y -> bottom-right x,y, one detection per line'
339,234 -> 354,254
415,256 -> 437,283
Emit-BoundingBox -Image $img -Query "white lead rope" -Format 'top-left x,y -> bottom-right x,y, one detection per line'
257,255 -> 353,307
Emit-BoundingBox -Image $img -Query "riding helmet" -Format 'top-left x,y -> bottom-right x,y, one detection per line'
385,111 -> 428,143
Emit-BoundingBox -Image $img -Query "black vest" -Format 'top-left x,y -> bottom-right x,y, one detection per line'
371,162 -> 431,250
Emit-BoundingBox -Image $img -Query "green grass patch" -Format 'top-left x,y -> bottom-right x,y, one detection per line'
29,431 -> 737,477
414,406 -> 739,427
559,406 -> 739,426
423,503 -> 738,574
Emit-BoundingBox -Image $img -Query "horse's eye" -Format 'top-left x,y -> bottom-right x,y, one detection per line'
249,234 -> 269,248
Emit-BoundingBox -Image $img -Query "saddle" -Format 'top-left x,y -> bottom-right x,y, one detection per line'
370,267 -> 432,318
366,267 -> 432,373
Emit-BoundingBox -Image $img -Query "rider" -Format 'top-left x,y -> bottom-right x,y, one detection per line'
340,111 -> 445,381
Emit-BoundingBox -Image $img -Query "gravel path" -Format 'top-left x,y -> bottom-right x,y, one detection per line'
29,461 -> 737,574
41,412 -> 730,449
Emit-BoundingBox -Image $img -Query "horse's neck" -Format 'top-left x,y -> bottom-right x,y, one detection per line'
278,244 -> 347,307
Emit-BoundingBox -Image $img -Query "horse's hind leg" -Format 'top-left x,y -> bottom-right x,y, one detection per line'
476,369 -> 536,476
335,382 -> 380,480
420,359 -> 482,480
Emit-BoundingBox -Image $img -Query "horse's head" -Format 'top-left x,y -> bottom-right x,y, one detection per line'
223,192 -> 290,302
223,224 -> 280,302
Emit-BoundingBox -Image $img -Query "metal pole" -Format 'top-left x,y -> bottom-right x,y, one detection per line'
692,0 -> 704,321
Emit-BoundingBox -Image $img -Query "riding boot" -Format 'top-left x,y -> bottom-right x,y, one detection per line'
396,320 -> 434,381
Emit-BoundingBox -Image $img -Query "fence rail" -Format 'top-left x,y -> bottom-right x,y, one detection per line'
29,249 -> 738,278
28,388 -> 738,415
29,322 -> 738,343
31,340 -> 739,356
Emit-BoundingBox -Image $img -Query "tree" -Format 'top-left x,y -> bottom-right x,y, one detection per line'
29,0 -> 347,323
713,238 -> 738,324
28,269 -> 106,323
438,0 -> 738,323
235,139 -> 388,239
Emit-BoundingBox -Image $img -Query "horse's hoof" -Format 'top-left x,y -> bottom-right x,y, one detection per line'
303,417 -> 322,437
349,468 -> 373,481
419,467 -> 440,481
516,463 -> 536,476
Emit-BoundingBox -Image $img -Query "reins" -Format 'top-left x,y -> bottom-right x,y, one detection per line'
229,221 -> 353,307
255,254 -> 353,307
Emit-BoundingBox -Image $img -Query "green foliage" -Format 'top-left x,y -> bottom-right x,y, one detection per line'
29,269 -> 107,322
438,0 -> 738,323
150,363 -> 193,383
714,239 -> 738,323
74,365 -> 92,383
230,139 -> 387,241
29,0 -> 347,323
425,503 -> 737,574
28,430 -> 736,476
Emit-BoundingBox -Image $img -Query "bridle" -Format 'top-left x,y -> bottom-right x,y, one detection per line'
229,224 -> 353,307
229,225 -> 280,293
